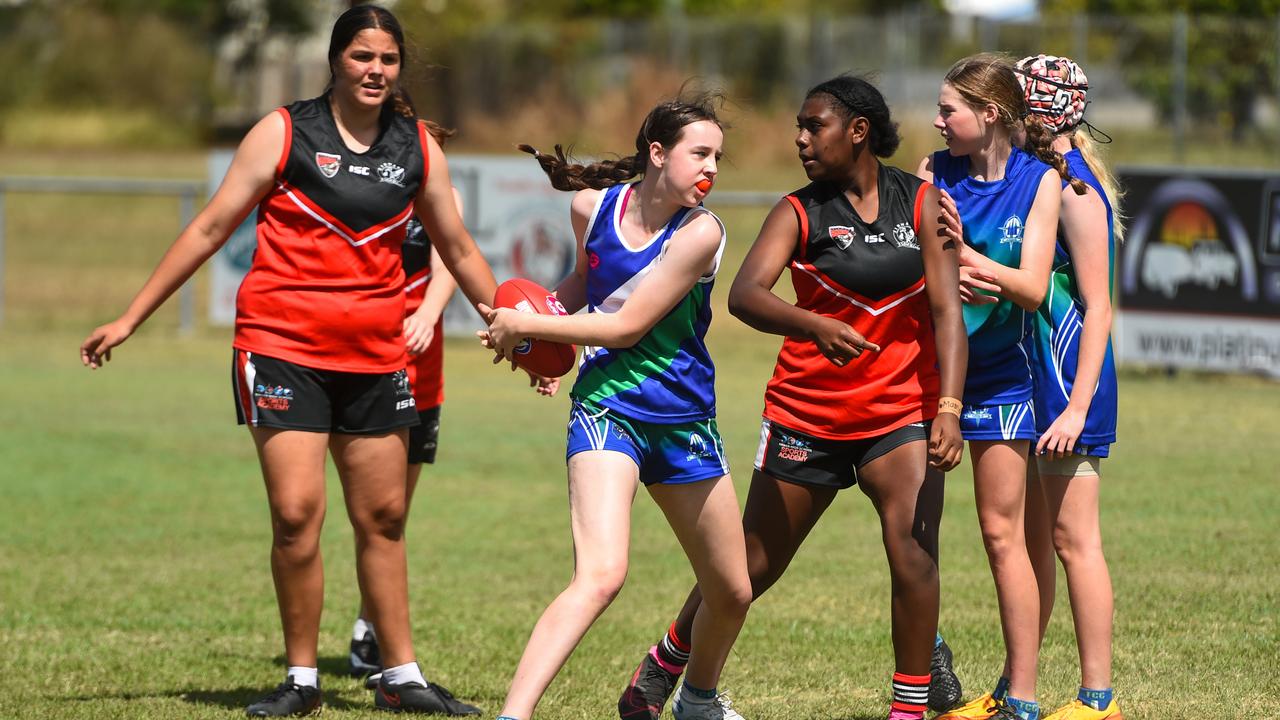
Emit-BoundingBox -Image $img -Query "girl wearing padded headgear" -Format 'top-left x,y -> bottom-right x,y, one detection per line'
919,53 -> 1081,720
615,74 -> 968,720
1012,54 -> 1124,720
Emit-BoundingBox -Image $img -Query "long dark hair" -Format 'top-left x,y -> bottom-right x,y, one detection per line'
327,4 -> 416,120
944,54 -> 1086,195
520,94 -> 723,191
806,74 -> 901,158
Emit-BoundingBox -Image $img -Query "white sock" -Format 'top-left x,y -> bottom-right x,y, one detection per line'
286,666 -> 319,688
382,661 -> 427,687
353,617 -> 375,640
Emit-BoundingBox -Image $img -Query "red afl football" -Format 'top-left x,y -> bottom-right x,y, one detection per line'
493,278 -> 577,378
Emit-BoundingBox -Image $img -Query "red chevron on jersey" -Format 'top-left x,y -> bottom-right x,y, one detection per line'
790,260 -> 927,317
233,93 -> 427,373
763,165 -> 940,439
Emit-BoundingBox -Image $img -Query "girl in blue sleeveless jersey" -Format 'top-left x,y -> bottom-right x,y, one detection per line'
1012,55 -> 1123,720
479,98 -> 752,720
917,54 -> 1072,720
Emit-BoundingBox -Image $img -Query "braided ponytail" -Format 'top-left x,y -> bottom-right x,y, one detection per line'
521,93 -> 723,192
518,145 -> 645,191
946,54 -> 1085,195
1023,115 -> 1087,195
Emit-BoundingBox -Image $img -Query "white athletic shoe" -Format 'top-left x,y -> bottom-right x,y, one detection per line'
671,685 -> 745,720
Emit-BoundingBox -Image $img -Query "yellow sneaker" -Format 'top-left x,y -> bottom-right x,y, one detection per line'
1041,699 -> 1124,720
935,693 -> 999,720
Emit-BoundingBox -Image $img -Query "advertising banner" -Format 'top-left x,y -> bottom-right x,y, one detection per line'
1116,169 -> 1280,377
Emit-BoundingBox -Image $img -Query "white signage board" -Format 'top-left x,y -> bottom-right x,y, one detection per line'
1115,310 -> 1280,377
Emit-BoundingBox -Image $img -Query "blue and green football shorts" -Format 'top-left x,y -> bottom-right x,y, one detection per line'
566,397 -> 729,485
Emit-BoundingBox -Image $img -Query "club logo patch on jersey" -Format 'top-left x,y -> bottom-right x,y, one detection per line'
893,222 -> 920,250
1001,215 -> 1025,245
378,162 -> 406,187
829,225 -> 856,250
315,152 -> 342,179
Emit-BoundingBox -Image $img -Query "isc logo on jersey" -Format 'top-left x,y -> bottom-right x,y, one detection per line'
316,152 -> 342,179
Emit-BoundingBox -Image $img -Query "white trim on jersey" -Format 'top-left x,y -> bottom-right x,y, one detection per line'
404,273 -> 431,294
1049,296 -> 1084,402
675,206 -> 727,283
571,401 -> 611,451
611,184 -> 669,253
1000,400 -> 1032,440
791,262 -> 927,316
280,182 -> 412,248
580,187 -> 609,252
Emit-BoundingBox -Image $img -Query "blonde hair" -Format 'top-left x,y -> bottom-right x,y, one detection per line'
1069,127 -> 1126,243
945,53 -> 1086,196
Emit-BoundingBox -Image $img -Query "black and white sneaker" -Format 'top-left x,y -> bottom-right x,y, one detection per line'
928,638 -> 963,712
350,629 -> 382,677
374,675 -> 482,715
245,677 -> 321,717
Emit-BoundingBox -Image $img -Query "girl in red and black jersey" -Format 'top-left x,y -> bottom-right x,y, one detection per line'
617,76 -> 967,720
80,6 -> 499,717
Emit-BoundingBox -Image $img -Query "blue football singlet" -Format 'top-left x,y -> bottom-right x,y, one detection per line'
931,147 -> 1052,406
570,183 -> 727,423
1026,150 -> 1118,450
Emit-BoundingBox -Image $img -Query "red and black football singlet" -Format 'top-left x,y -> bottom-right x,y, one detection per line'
234,94 -> 429,373
763,164 -> 940,439
401,217 -> 444,408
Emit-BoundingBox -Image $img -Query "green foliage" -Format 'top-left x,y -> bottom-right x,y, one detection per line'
0,4 -> 209,119
1042,1 -> 1280,139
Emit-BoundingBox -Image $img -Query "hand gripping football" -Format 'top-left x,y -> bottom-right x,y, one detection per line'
493,278 -> 577,378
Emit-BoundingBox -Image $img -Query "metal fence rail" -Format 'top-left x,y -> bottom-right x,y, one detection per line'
0,176 -> 207,332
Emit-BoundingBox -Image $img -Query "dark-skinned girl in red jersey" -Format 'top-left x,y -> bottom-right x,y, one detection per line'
617,75 -> 967,720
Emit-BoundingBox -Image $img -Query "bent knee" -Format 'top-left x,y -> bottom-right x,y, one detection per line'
713,581 -> 753,618
572,562 -> 628,606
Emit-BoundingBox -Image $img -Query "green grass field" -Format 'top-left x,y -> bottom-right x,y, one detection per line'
1,153 -> 1278,719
